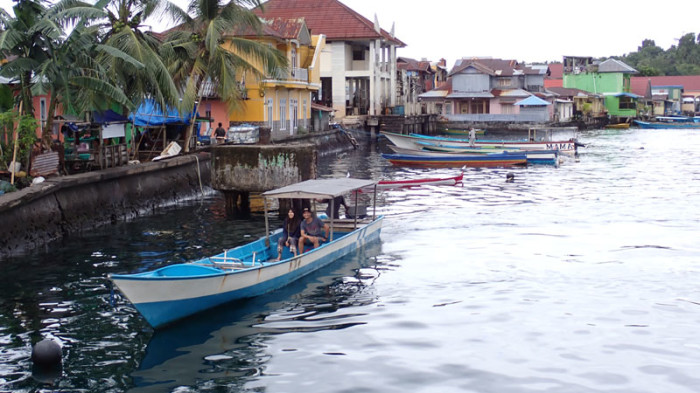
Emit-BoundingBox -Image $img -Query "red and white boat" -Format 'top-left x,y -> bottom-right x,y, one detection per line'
375,172 -> 464,190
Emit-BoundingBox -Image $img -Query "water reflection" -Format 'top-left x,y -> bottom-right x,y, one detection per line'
130,242 -> 382,392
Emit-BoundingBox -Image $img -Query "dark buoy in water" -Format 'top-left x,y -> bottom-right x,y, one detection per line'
31,339 -> 62,384
31,339 -> 62,368
505,173 -> 515,183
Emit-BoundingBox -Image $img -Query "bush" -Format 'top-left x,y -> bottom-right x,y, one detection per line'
0,110 -> 39,172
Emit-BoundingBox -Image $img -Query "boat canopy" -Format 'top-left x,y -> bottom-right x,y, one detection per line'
263,178 -> 377,200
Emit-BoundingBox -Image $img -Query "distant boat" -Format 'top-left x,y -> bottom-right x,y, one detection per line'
381,131 -> 581,153
605,123 -> 630,129
376,173 -> 464,189
381,152 -> 528,168
633,120 -> 700,129
385,145 -> 559,166
110,178 -> 383,328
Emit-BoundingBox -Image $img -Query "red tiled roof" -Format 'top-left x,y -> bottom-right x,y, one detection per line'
255,0 -> 405,46
397,57 -> 433,73
230,17 -> 306,40
630,75 -> 700,97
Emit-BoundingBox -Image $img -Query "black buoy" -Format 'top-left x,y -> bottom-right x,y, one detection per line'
506,173 -> 515,183
31,339 -> 62,368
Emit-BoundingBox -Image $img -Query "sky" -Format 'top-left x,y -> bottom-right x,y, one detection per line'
2,0 -> 699,68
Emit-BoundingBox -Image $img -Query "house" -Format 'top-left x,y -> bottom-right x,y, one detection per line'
562,57 -> 639,118
547,86 -> 606,121
204,17 -> 326,139
396,57 -> 436,116
431,58 -> 449,89
419,57 -> 549,123
630,75 -> 700,116
255,0 -> 406,119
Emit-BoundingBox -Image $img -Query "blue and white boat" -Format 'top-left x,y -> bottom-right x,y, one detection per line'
109,178 -> 383,329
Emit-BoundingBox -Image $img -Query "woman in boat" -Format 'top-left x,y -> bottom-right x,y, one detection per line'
276,208 -> 301,261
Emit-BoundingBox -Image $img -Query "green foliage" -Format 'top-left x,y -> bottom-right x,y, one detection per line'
622,33 -> 700,76
0,110 -> 39,171
0,85 -> 12,112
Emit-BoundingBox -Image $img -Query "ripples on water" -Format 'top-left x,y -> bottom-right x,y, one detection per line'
2,129 -> 700,392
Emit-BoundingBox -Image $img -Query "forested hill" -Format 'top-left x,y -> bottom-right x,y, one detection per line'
618,33 -> 700,76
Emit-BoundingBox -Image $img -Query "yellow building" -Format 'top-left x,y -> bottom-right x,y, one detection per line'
222,18 -> 325,140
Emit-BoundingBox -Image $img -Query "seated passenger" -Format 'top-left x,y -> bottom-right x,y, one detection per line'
276,208 -> 301,261
299,207 -> 330,252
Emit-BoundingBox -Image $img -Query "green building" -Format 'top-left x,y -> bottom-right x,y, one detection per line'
563,57 -> 639,118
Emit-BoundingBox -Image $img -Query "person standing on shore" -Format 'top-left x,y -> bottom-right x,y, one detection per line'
214,122 -> 226,144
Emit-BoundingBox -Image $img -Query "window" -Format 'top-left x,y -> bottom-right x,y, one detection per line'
497,78 -> 511,87
280,99 -> 287,131
40,98 -> 47,128
290,98 -> 298,135
266,98 -> 274,129
352,49 -> 365,61
445,103 -> 452,115
302,99 -> 307,128
291,47 -> 297,77
619,97 -> 635,110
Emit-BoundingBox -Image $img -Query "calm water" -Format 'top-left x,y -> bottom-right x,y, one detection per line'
2,128 -> 700,392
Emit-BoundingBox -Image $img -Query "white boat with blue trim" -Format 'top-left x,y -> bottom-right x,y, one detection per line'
109,178 -> 383,329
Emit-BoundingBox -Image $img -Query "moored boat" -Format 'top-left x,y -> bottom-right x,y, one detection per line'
386,145 -> 558,165
376,173 -> 464,189
633,119 -> 700,129
110,178 -> 383,328
381,131 -> 580,154
381,152 -> 528,168
605,123 -> 630,129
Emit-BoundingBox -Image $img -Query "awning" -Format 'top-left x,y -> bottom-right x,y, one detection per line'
514,95 -> 551,106
310,102 -> 335,112
263,178 -> 377,199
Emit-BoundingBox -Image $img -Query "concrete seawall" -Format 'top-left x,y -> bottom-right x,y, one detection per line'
0,153 -> 211,259
0,129 -> 361,260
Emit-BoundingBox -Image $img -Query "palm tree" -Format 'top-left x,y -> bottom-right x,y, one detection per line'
0,0 -> 52,118
97,0 -> 182,112
162,0 -> 286,152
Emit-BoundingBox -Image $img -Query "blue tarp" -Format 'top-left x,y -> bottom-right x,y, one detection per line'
129,100 -> 195,127
92,109 -> 128,124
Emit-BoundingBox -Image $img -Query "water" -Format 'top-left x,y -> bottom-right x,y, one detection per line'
2,128 -> 700,392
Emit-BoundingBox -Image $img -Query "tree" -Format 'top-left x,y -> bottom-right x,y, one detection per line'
162,0 -> 287,152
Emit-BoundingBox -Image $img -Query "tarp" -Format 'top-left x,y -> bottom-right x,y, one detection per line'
129,100 -> 195,127
92,109 -> 128,124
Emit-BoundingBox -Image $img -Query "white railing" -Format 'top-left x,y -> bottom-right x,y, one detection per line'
269,67 -> 308,82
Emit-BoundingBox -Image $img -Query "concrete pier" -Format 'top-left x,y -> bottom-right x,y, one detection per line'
211,144 -> 317,217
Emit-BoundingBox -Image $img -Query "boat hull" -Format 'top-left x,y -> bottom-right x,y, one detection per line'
381,131 -> 578,153
110,217 -> 383,328
381,153 -> 527,168
633,120 -> 700,129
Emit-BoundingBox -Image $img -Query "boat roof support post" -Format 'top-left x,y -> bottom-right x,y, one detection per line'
352,190 -> 358,229
329,199 -> 335,241
372,186 -> 377,219
263,197 -> 270,247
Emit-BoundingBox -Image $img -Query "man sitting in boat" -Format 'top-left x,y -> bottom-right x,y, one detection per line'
276,208 -> 301,261
299,207 -> 330,252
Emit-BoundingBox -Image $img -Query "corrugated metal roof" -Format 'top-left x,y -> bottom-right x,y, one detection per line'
263,178 -> 377,199
446,92 -> 494,98
598,59 -> 637,74
418,90 -> 449,98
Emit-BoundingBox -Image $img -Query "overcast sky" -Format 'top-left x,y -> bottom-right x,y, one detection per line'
2,0 -> 698,68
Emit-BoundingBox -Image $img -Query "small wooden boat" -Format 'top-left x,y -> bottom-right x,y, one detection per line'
386,145 -> 558,165
381,131 -> 580,154
376,173 -> 464,189
381,152 -> 528,168
110,178 -> 383,328
605,123 -> 630,129
633,119 -> 700,129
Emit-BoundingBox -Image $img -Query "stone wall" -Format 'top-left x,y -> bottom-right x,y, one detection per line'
0,153 -> 211,259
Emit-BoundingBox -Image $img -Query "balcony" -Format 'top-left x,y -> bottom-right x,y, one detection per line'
268,67 -> 308,82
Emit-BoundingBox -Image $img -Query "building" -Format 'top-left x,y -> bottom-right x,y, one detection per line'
419,57 -> 549,123
630,75 -> 700,116
255,0 -> 405,120
562,57 -> 639,118
396,57 -> 436,116
205,18 -> 326,139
